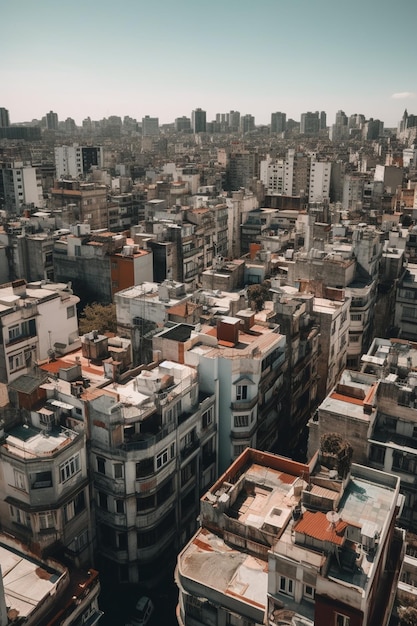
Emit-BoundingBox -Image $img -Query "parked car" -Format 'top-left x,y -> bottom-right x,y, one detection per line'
125,596 -> 154,626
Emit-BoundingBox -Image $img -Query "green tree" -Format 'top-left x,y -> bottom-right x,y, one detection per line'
79,302 -> 117,335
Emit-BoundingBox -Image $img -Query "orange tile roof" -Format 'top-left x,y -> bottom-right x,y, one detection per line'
294,510 -> 347,545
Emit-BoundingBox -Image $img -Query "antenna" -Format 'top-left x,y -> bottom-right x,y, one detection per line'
326,510 -> 340,530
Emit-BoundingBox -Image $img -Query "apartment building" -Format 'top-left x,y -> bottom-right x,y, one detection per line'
50,179 -> 108,230
0,354 -> 95,566
309,337 -> 417,533
154,313 -> 287,473
176,446 -> 404,626
0,279 -> 80,383
0,161 -> 44,214
54,145 -> 104,179
89,360 -> 217,586
0,533 -> 101,626
394,264 -> 417,340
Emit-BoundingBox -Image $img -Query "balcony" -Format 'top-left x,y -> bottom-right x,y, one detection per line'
231,396 -> 258,411
95,508 -> 127,528
136,494 -> 176,529
94,473 -> 126,496
180,438 -> 199,461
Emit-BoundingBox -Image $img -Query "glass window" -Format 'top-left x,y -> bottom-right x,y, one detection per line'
236,385 -> 248,401
59,453 -> 81,483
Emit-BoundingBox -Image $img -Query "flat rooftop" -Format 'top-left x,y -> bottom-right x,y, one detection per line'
4,424 -> 78,459
0,542 -> 63,620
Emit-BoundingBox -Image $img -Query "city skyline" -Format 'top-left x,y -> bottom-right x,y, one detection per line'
2,0 -> 417,127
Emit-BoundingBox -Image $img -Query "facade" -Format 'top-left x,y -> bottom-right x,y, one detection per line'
0,279 -> 80,383
142,115 -> 159,137
50,179 -> 108,230
308,159 -> 331,204
90,360 -> 217,585
240,114 -> 255,134
46,110 -> 59,130
191,108 -> 206,133
154,313 -> 287,473
54,145 -> 104,179
0,161 -> 44,214
176,446 -> 404,626
394,264 -> 417,340
0,107 -> 10,127
271,111 -> 286,134
300,111 -> 320,135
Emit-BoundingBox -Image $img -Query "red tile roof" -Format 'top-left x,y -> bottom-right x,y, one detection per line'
294,510 -> 347,545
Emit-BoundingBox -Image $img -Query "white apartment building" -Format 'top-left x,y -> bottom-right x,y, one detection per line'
0,161 -> 44,213
154,313 -> 287,473
308,159 -> 331,203
0,280 -> 80,383
54,145 -> 104,179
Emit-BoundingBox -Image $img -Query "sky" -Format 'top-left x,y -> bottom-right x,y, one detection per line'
2,0 -> 417,128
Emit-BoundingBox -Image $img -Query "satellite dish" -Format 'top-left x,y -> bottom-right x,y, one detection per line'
326,511 -> 340,526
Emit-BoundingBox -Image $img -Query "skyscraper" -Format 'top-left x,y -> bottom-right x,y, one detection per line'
271,111 -> 286,134
141,115 -> 159,137
300,111 -> 320,135
240,114 -> 255,134
191,108 -> 206,133
46,110 -> 58,131
0,108 -> 10,128
228,110 -> 240,132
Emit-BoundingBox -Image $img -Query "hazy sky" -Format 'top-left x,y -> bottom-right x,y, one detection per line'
2,0 -> 417,127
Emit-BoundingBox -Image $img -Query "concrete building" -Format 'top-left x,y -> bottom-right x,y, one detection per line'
46,110 -> 59,131
115,280 -> 190,365
176,446 -> 404,626
271,112 -> 286,134
50,179 -> 108,230
0,161 -> 44,214
300,111 -> 320,135
141,115 -> 159,137
55,145 -> 104,179
394,263 -> 417,340
0,107 -> 10,127
154,313 -> 287,473
0,279 -> 80,384
90,359 -> 217,585
308,159 -> 331,204
240,114 -> 255,134
0,533 -> 101,626
191,108 -> 206,133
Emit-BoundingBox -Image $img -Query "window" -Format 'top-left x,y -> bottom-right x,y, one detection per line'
304,584 -> 315,600
236,385 -> 248,401
335,614 -> 350,626
233,444 -> 247,457
279,576 -> 294,596
59,453 -> 81,483
97,456 -> 106,475
114,463 -> 123,479
351,313 -> 362,321
39,511 -> 56,530
8,352 -> 24,372
98,492 -> 108,510
67,305 -> 75,319
65,491 -> 86,522
136,458 -> 153,478
156,443 -> 175,470
8,325 -> 20,341
116,499 -> 124,514
234,414 -> 249,428
14,469 -> 26,491
10,506 -> 31,527
202,407 -> 213,429
31,470 -> 52,489
370,445 -> 385,465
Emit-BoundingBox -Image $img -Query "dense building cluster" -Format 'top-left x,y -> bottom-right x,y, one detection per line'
0,104 -> 417,624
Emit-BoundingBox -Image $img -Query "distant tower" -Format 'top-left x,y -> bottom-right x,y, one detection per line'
0,108 -> 10,128
191,108 -> 206,133
228,110 -> 240,132
271,112 -> 286,134
142,115 -> 159,137
46,110 -> 58,131
320,111 -> 327,130
300,111 -> 320,135
240,114 -> 255,134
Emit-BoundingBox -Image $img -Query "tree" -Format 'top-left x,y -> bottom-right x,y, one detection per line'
78,302 -> 117,335
247,283 -> 269,312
